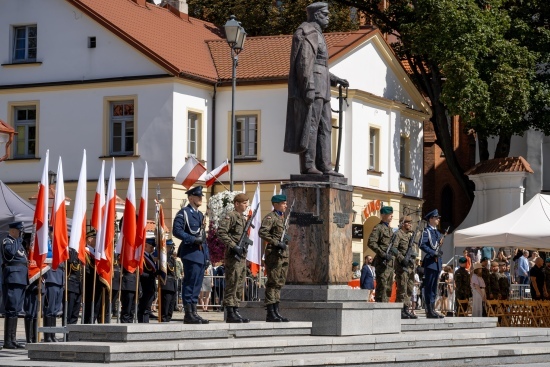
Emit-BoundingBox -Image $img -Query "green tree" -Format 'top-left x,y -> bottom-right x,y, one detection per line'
331,0 -> 550,202
186,0 -> 359,37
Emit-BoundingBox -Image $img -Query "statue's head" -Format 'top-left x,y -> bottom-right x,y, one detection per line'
306,2 -> 329,29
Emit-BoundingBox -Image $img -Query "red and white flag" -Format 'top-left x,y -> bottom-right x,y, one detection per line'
69,150 -> 87,264
204,159 -> 229,187
91,161 -> 106,231
246,182 -> 262,275
96,162 -> 116,290
51,157 -> 68,270
175,156 -> 206,189
118,163 -> 137,273
30,150 -> 49,270
136,162 -> 148,274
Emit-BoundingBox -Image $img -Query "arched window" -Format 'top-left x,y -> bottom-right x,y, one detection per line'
440,185 -> 454,230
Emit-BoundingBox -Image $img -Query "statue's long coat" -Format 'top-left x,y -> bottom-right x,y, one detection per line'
284,22 -> 337,154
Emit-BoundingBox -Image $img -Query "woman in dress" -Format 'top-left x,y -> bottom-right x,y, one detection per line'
470,262 -> 486,317
199,265 -> 213,311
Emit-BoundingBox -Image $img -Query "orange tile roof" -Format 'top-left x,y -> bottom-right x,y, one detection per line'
207,29 -> 378,82
465,156 -> 534,175
68,0 -> 223,83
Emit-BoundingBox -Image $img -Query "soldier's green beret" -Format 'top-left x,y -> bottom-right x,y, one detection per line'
380,206 -> 393,215
352,262 -> 359,266
546,258 -> 550,263
458,257 -> 467,264
271,194 -> 287,203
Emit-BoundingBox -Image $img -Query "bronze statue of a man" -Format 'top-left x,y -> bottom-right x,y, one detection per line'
284,2 -> 349,177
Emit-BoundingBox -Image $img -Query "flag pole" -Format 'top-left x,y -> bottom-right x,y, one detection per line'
63,259 -> 68,341
101,287 -> 105,324
91,260 -> 97,324
155,187 -> 162,323
213,176 -> 230,191
81,260 -> 86,324
37,270 -> 43,343
134,271 -> 140,323
117,253 -> 123,323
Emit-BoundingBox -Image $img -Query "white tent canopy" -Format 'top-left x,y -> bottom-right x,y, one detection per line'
454,193 -> 550,249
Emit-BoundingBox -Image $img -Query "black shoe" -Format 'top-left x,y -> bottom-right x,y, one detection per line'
183,304 -> 202,324
273,303 -> 289,322
6,317 -> 24,348
266,304 -> 282,322
191,304 -> 209,324
47,316 -> 58,342
226,307 -> 244,323
233,307 -> 250,323
24,319 -> 33,344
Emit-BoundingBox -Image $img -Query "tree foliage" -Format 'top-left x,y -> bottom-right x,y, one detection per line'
331,0 -> 550,201
186,0 -> 359,36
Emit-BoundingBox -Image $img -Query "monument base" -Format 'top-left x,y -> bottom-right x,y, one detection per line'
289,174 -> 348,184
239,299 -> 402,336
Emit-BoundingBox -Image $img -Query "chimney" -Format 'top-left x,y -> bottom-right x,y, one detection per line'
162,0 -> 188,14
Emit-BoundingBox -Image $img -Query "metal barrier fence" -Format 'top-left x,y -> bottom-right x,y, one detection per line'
510,284 -> 531,300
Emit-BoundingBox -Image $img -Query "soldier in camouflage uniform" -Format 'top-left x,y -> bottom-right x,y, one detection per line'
499,262 -> 510,300
394,216 -> 417,319
487,261 -> 501,300
454,257 -> 471,317
217,193 -> 250,323
367,206 -> 395,303
259,194 -> 290,322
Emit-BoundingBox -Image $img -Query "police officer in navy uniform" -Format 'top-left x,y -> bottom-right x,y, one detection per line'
419,209 -> 444,319
173,186 -> 210,324
66,247 -> 82,325
44,226 -> 65,342
83,229 -> 105,324
160,239 -> 178,322
23,233 -> 43,344
111,253 -> 121,319
138,238 -> 157,323
120,256 -> 140,323
2,221 -> 28,349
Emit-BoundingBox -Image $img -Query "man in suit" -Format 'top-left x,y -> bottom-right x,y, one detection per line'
283,2 -> 348,176
173,186 -> 210,324
419,209 -> 444,318
1,221 -> 28,349
360,255 -> 374,301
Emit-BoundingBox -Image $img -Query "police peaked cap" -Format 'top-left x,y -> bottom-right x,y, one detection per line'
424,209 -> 441,220
271,194 -> 286,203
8,221 -> 24,230
185,186 -> 204,197
86,228 -> 97,238
380,206 -> 393,215
146,238 -> 156,247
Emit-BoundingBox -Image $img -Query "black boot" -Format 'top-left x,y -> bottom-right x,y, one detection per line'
24,319 -> 33,344
226,307 -> 244,323
401,305 -> 411,319
7,317 -> 24,348
426,303 -> 438,319
432,303 -> 444,319
191,304 -> 209,324
233,307 -> 250,323
47,316 -> 58,342
273,303 -> 289,322
266,304 -> 282,322
183,304 -> 202,324
3,317 -> 15,349
43,316 -> 52,342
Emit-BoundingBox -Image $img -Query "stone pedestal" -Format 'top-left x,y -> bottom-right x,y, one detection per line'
282,180 -> 353,284
240,179 -> 402,336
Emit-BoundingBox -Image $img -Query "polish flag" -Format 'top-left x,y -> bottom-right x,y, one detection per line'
91,161 -> 106,231
204,159 -> 229,187
119,164 -> 137,273
30,150 -> 49,269
136,163 -> 148,274
175,156 -> 206,189
246,182 -> 262,275
69,150 -> 87,264
51,157 -> 69,270
96,162 -> 116,290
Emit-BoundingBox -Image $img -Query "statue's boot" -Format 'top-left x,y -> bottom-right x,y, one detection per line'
299,152 -> 322,175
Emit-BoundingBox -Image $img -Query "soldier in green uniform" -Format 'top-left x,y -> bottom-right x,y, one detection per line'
487,261 -> 501,300
454,257 -> 471,316
259,194 -> 290,322
216,193 -> 251,323
498,262 -> 510,300
394,216 -> 417,319
367,206 -> 395,303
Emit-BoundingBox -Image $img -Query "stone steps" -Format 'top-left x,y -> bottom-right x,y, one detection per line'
27,326 -> 550,364
401,316 -> 498,331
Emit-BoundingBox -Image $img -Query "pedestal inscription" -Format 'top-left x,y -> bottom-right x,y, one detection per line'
282,181 -> 353,285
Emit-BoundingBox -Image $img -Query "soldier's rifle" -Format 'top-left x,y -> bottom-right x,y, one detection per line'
384,219 -> 403,265
434,226 -> 451,259
278,199 -> 295,254
234,203 -> 260,260
403,219 -> 426,267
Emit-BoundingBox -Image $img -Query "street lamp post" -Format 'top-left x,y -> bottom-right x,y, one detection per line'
224,15 -> 246,192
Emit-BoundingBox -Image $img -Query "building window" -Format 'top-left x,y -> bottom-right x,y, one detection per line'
109,101 -> 134,155
14,106 -> 37,158
400,136 -> 410,177
187,111 -> 200,157
369,128 -> 379,171
13,25 -> 37,63
235,114 -> 257,160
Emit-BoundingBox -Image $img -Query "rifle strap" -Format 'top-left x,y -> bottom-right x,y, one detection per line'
183,210 -> 201,235
426,227 -> 437,250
